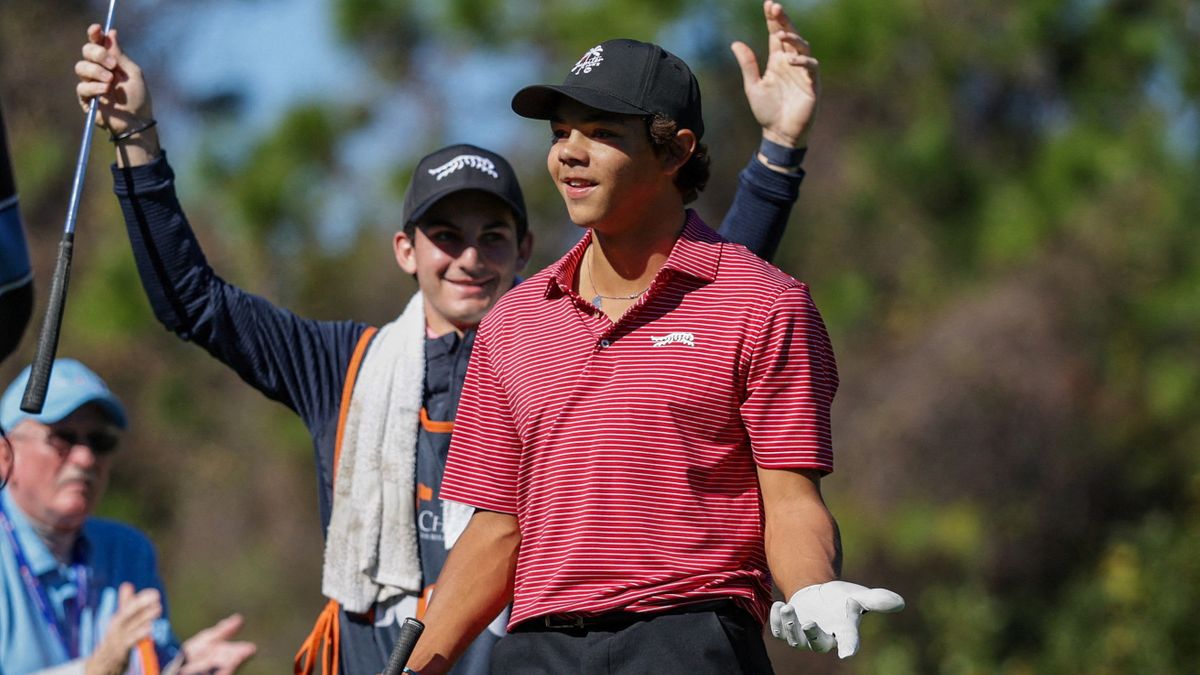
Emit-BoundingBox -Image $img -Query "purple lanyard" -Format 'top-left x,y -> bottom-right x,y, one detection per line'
0,503 -> 88,659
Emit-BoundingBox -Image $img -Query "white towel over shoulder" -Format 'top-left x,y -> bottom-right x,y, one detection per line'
322,293 -> 426,613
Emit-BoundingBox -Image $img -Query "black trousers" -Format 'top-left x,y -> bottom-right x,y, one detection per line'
491,604 -> 774,674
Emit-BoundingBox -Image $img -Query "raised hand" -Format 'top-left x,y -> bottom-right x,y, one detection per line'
75,24 -> 153,137
730,1 -> 820,148
769,580 -> 905,659
177,613 -> 257,675
85,583 -> 163,675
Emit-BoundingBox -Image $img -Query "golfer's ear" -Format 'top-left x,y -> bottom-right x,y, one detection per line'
394,229 -> 418,275
663,128 -> 697,175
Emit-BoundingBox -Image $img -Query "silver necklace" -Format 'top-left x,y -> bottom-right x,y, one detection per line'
587,245 -> 648,310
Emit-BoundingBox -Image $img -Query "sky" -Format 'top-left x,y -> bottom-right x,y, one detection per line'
148,0 -> 549,162
100,0 -> 1200,250
136,0 -> 549,247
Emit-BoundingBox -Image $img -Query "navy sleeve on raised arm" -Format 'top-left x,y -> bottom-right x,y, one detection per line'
111,152 -> 365,431
717,156 -> 805,263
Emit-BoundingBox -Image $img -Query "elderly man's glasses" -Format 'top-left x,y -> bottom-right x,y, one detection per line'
12,429 -> 120,456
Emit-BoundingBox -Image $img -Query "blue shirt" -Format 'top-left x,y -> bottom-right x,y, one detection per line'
0,492 -> 179,674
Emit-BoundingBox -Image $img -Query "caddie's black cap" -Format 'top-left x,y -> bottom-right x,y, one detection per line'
511,39 -> 704,139
402,144 -> 528,234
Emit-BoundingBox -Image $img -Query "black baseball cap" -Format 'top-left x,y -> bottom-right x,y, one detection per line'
401,144 -> 528,235
512,39 -> 704,139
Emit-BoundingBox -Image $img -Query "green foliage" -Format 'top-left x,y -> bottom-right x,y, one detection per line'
218,105 -> 341,244
9,129 -> 70,210
1040,510 -> 1200,674
336,0 -> 693,60
335,0 -> 420,76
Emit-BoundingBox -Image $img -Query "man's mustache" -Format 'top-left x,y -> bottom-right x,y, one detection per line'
55,468 -> 97,488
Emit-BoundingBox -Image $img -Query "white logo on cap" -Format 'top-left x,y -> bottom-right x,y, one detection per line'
571,45 -> 605,75
428,155 -> 500,181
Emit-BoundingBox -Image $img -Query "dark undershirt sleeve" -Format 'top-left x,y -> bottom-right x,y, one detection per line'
717,155 -> 805,263
111,153 -> 366,433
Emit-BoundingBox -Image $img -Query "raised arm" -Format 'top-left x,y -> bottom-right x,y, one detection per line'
719,1 -> 820,261
74,26 -> 363,425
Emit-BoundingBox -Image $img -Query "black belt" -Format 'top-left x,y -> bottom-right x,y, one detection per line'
518,599 -> 741,633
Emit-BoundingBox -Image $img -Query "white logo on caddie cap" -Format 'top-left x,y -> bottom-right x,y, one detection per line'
428,155 -> 500,181
571,45 -> 605,75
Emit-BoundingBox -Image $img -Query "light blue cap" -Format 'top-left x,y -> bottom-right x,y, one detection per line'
1,358 -> 128,431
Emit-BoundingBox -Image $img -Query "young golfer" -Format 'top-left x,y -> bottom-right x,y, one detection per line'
73,3 -> 817,671
409,25 -> 903,675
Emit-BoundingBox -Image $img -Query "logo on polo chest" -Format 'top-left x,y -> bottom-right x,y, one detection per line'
427,155 -> 499,180
571,46 -> 605,75
651,332 -> 696,347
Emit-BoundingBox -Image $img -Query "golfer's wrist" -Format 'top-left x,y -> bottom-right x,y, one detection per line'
757,136 -> 807,175
113,129 -> 161,168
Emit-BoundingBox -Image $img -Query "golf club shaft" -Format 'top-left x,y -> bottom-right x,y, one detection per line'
19,0 -> 118,414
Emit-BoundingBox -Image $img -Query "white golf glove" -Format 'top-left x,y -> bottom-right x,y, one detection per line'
769,580 -> 905,658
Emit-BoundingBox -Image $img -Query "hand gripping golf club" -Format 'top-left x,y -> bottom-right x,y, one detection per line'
20,0 -> 118,413
383,617 -> 425,675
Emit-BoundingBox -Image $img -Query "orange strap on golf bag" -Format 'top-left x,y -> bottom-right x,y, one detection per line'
293,326 -> 378,675
137,637 -> 160,675
419,407 -> 454,434
294,599 -> 340,675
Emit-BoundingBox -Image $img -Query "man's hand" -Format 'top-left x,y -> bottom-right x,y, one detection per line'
731,1 -> 820,148
75,24 -> 153,136
75,24 -> 160,167
769,580 -> 905,659
176,613 -> 257,675
85,583 -> 162,675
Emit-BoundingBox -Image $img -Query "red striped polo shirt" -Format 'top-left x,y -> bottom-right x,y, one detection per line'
440,211 -> 838,628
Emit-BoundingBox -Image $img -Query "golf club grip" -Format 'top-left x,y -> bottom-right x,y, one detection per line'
20,233 -> 74,413
383,617 -> 425,675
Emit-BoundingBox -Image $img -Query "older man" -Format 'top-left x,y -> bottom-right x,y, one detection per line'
0,359 -> 256,675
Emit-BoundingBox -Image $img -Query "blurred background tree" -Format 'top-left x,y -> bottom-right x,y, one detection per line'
1,0 -> 1197,672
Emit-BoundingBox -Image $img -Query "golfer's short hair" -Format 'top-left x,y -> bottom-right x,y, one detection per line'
646,114 -> 709,205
